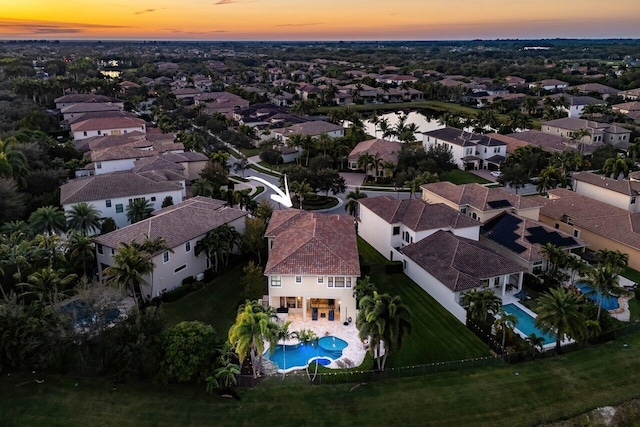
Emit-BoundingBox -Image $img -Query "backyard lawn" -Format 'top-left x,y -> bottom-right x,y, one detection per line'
4,332 -> 640,426
358,238 -> 490,366
440,169 -> 491,185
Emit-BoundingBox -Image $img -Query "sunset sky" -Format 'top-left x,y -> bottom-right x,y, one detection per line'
1,0 -> 639,41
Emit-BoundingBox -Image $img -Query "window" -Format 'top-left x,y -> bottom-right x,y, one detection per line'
163,252 -> 170,263
115,204 -> 123,213
393,226 -> 400,235
96,162 -> 102,169
460,207 -> 467,214
403,260 -> 407,270
97,130 -> 101,135
174,264 -> 186,273
632,196 -> 636,205
185,241 -> 191,252
151,196 -> 156,202
404,232 -> 410,243
334,277 -> 345,288
532,260 -> 544,274
97,244 -> 103,255
567,217 -> 574,226
105,199 -> 112,208
494,147 -> 500,153
346,277 -> 352,288
472,212 -> 478,220
555,223 -> 559,229
270,276 -> 281,287
327,277 -> 334,287
573,229 -> 580,238
111,249 -> 115,255
83,131 -> 87,136
484,147 -> 487,153
295,276 -> 302,284
318,276 -> 324,284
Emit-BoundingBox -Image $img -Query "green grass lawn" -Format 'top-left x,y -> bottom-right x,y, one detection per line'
4,332 -> 640,426
357,238 -> 490,366
440,169 -> 491,185
237,147 -> 261,157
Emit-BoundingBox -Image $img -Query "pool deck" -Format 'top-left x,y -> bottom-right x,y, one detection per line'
266,313 -> 368,373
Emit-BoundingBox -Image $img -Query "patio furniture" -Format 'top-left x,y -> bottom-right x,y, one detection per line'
312,307 -> 318,321
335,360 -> 346,368
343,358 -> 354,367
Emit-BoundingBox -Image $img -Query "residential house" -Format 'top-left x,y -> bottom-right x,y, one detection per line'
505,76 -> 527,87
400,231 -> 526,323
118,81 -> 142,94
535,188 -> 640,271
95,197 -> 247,299
421,182 -> 541,223
572,171 -> 640,213
61,171 -> 185,228
273,121 -> 345,145
422,127 -> 506,170
619,88 -> 640,101
376,75 -> 418,85
358,196 -> 480,262
550,94 -> 606,118
347,138 -> 402,177
71,114 -> 146,141
487,130 -> 585,155
60,102 -> 122,123
87,142 -> 184,176
541,117 -> 632,149
612,101 -> 640,114
54,94 -> 123,110
264,211 -> 360,323
571,83 -> 620,100
193,91 -> 250,117
480,212 -> 587,273
529,79 -> 569,91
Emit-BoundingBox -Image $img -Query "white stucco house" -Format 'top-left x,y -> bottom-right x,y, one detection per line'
422,127 -> 507,171
357,196 -> 480,262
572,171 -> 640,213
272,121 -> 345,145
264,211 -> 360,323
94,197 -> 248,300
71,115 -> 146,141
61,172 -> 185,228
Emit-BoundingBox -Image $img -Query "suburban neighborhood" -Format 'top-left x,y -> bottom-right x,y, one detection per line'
2,36 -> 640,425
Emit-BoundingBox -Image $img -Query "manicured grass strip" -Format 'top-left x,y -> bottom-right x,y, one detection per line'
162,264 -> 246,334
622,267 -> 640,284
3,333 -> 640,426
440,169 -> 491,185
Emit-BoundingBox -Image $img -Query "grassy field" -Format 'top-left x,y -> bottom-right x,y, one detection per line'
3,332 -> 640,426
440,169 -> 491,185
358,238 -> 490,366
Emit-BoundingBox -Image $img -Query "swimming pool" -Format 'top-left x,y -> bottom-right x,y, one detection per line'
502,303 -> 556,345
577,283 -> 620,310
61,300 -> 121,327
266,336 -> 348,371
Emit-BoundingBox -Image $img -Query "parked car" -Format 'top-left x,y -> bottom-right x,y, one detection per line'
490,170 -> 502,178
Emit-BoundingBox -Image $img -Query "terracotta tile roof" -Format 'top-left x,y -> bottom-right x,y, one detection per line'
424,127 -> 506,147
71,115 -> 145,132
400,231 -> 526,292
94,197 -> 246,251
504,130 -> 572,153
481,212 -> 586,263
89,143 -> 184,162
61,102 -> 121,114
573,171 -> 640,196
60,172 -> 183,205
421,182 -> 541,212
348,139 -> 402,163
264,211 -> 360,276
133,157 -> 185,173
55,94 -> 122,104
359,196 -> 479,231
273,121 -> 344,138
537,188 -> 640,250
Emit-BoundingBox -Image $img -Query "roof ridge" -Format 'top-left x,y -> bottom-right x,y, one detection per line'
62,176 -> 93,204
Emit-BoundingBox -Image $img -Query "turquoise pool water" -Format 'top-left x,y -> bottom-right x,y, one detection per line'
502,303 -> 556,345
577,283 -> 620,310
266,336 -> 348,371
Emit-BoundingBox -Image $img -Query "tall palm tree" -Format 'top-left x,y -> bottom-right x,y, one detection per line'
228,301 -> 277,379
540,243 -> 567,275
581,264 -> 626,321
535,287 -> 586,354
536,166 -> 560,195
602,155 -> 631,179
526,333 -> 545,358
357,291 -> 412,371
126,199 -> 153,224
20,266 -> 77,304
353,275 -> 377,308
0,138 -> 28,188
66,231 -> 95,277
29,206 -> 67,235
494,309 -> 518,351
463,289 -> 502,326
595,249 -> 629,273
344,188 -> 368,217
192,178 -> 215,197
66,202 -> 102,235
357,153 -> 377,181
103,243 -> 154,306
195,229 -> 223,272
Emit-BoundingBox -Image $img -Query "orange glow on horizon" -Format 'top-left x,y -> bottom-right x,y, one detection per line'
1,0 -> 639,40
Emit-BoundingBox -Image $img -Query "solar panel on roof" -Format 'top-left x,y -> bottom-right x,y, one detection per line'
525,226 -> 578,248
487,199 -> 512,209
483,214 -> 527,254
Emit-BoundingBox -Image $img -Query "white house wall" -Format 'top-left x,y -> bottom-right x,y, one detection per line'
573,180 -> 638,212
73,125 -> 146,141
64,189 -> 184,228
94,159 -> 137,175
358,206 -> 395,260
402,257 -> 467,323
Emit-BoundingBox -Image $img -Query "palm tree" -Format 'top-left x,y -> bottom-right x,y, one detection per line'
66,202 -> 102,235
357,291 -> 412,371
103,243 -> 154,306
522,96 -> 538,116
378,118 -> 394,139
353,275 -> 377,308
535,287 -> 586,354
357,153 -> 377,181
581,264 -> 626,321
289,180 -> 313,210
233,156 -> 250,178
595,249 -> 629,273
206,356 -> 240,393
273,321 -> 293,377
228,301 -> 277,379
602,155 -> 631,179
494,309 -> 518,351
195,229 -> 223,272
126,199 -> 153,224
300,136 -> 315,167
540,243 -> 567,275
526,333 -> 545,358
192,178 -> 215,197
20,266 -> 77,304
536,166 -> 560,195
344,187 -> 368,217
29,206 -> 66,235
0,138 -> 28,188
463,289 -> 502,326
66,231 -> 95,277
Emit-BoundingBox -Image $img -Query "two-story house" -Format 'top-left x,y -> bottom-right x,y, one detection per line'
273,121 -> 345,146
95,197 -> 247,300
422,127 -> 506,171
71,114 -> 146,141
264,211 -> 360,323
572,171 -> 640,212
541,117 -> 632,150
347,139 -> 402,176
